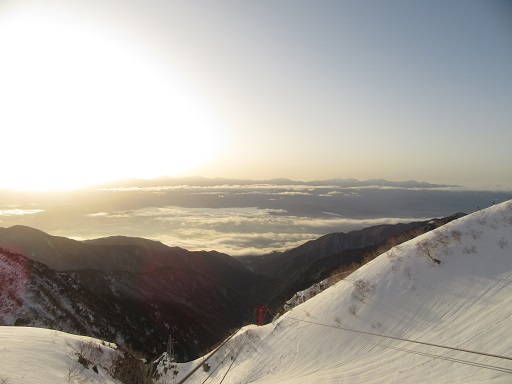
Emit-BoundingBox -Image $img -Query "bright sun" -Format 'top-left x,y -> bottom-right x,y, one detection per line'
0,7 -> 225,190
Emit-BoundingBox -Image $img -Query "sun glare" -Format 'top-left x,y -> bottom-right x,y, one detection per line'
0,7 -> 225,190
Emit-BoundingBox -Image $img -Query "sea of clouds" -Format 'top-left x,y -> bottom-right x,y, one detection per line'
1,179 -> 510,256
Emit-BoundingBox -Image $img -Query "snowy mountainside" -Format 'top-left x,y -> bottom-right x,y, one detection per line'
156,200 -> 512,383
0,327 -> 122,384
0,229 -> 268,360
0,247 -> 188,358
283,278 -> 329,311
239,213 -> 464,310
0,247 -> 114,334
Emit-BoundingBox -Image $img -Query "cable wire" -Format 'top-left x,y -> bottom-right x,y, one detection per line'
282,314 -> 512,363
201,339 -> 244,384
177,327 -> 242,384
219,341 -> 246,384
270,308 -> 512,375
385,343 -> 512,375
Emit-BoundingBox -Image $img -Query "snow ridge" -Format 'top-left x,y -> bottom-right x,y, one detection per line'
158,200 -> 512,383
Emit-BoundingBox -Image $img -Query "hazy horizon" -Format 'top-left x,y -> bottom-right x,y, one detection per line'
2,174 -> 512,192
2,177 -> 511,255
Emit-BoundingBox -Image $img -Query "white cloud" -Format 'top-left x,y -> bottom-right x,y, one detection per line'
0,209 -> 44,216
6,181 -> 500,256
83,205 -> 429,255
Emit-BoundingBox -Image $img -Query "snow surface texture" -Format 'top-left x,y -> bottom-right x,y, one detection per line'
0,327 -> 121,383
157,200 -> 512,383
283,279 -> 328,311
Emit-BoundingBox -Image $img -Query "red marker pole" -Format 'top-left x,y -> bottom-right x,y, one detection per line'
255,305 -> 268,326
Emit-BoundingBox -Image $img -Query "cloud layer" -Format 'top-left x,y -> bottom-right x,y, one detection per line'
1,179 -> 510,256
82,205 -> 429,255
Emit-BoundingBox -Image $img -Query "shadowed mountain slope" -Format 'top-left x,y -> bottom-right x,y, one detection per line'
0,229 -> 268,360
240,213 -> 465,309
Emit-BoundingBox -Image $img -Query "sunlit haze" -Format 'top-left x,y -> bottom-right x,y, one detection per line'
0,3 -> 225,190
1,0 -> 511,190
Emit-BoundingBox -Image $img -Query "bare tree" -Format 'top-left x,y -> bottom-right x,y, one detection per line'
348,304 -> 359,316
76,340 -> 103,366
451,230 -> 462,244
109,347 -> 149,384
434,230 -> 450,245
463,245 -> 477,254
352,279 -> 376,303
416,239 -> 441,264
403,266 -> 412,280
387,248 -> 397,262
67,362 -> 87,383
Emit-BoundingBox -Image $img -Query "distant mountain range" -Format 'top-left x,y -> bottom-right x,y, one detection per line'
90,176 -> 456,189
0,212 -> 464,360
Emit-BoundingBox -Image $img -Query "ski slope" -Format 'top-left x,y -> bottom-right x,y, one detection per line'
157,200 -> 512,383
0,327 -> 121,383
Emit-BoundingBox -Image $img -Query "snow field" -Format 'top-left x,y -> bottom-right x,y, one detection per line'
0,327 -> 121,384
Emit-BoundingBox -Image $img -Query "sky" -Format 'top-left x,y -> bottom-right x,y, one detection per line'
1,0 -> 511,190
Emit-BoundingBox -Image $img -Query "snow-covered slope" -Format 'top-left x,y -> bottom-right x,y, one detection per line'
157,200 -> 512,383
283,279 -> 329,311
0,327 -> 122,383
